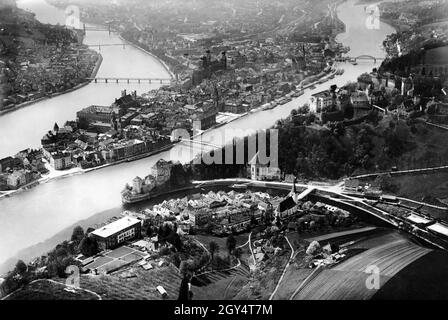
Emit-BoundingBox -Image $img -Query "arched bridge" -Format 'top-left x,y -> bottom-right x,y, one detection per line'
353,55 -> 382,63
335,55 -> 384,63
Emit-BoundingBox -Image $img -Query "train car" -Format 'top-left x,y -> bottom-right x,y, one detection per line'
380,194 -> 399,203
363,190 -> 382,200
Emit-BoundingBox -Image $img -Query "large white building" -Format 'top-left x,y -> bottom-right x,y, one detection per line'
309,90 -> 333,113
91,216 -> 142,250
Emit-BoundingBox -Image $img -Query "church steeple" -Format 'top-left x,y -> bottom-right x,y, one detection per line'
290,176 -> 298,203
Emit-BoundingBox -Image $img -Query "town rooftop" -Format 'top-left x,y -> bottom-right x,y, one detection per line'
91,216 -> 141,238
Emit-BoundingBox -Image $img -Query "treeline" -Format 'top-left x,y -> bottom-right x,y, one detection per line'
166,132 -> 277,185
166,113 -> 419,184
275,114 -> 418,179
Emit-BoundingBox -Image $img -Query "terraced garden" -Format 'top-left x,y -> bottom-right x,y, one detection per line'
75,264 -> 182,300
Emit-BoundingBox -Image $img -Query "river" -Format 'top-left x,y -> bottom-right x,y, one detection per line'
0,0 -> 395,272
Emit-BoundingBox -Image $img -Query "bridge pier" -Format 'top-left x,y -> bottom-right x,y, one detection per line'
138,79 -> 141,84
149,79 -> 151,84
94,79 -> 97,83
116,79 -> 119,83
105,78 -> 108,83
160,79 -> 162,84
127,79 -> 129,84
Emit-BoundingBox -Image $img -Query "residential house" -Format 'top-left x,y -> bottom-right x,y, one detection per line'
309,90 -> 333,113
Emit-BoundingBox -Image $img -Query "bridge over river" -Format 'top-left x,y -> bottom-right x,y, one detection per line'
86,77 -> 172,84
336,54 -> 384,63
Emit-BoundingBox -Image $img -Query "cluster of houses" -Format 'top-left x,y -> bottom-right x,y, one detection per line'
1,29 -> 99,112
172,37 -> 341,115
36,91 -> 177,170
139,189 -> 274,235
0,149 -> 47,190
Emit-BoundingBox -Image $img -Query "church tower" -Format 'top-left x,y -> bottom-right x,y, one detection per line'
290,176 -> 298,203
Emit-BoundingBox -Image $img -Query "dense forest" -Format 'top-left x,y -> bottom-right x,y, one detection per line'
165,110 -> 421,183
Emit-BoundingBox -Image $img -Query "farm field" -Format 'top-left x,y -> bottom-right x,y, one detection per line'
373,250 -> 448,300
270,266 -> 313,300
291,237 -> 432,300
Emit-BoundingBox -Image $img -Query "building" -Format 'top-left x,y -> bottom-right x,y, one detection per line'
188,210 -> 210,227
152,159 -> 173,186
112,90 -> 139,111
191,102 -> 217,131
309,90 -> 333,113
0,156 -> 14,172
76,105 -> 119,128
223,102 -> 247,114
410,46 -> 448,77
91,216 -> 142,250
350,91 -> 371,118
276,196 -> 298,219
249,151 -> 281,181
48,152 -> 71,170
102,139 -> 146,162
6,170 -> 26,188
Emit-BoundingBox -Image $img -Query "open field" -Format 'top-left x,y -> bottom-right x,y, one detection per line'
192,261 -> 251,300
270,266 -> 313,300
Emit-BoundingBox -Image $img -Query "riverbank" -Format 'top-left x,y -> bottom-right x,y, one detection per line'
0,142 -> 174,201
118,35 -> 175,80
0,53 -> 103,117
0,60 -> 336,201
0,0 -> 398,273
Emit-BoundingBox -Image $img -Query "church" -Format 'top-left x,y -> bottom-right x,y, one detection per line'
249,151 -> 281,181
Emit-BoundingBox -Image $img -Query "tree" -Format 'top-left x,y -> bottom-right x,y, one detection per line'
234,247 -> 242,260
15,260 -> 27,275
78,236 -> 99,257
179,259 -> 195,278
375,174 -> 399,193
208,241 -> 219,262
226,234 -> 237,256
166,230 -> 182,251
71,226 -> 85,244
306,241 -> 321,256
86,227 -> 95,234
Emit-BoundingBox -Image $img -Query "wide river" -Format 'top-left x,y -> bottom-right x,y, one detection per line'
0,0 -> 395,271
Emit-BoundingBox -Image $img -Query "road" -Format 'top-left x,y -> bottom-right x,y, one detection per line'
268,235 -> 294,300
